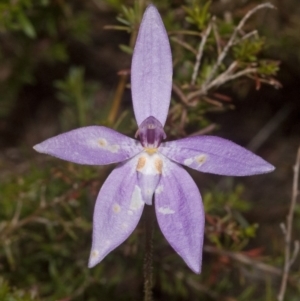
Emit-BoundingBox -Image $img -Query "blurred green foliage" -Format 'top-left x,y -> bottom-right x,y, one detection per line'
0,162 -> 271,300
184,1 -> 211,30
1,0 -> 299,301
0,277 -> 36,301
55,67 -> 98,128
204,186 -> 258,251
233,38 -> 265,63
0,0 -> 90,119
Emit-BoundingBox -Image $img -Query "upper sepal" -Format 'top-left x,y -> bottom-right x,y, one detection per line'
159,135 -> 274,176
33,126 -> 142,165
131,4 -> 172,126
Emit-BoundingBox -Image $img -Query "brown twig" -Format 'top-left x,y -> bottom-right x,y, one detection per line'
172,83 -> 190,106
170,36 -> 197,55
278,147 -> 300,301
235,29 -> 258,44
212,16 -> 221,56
203,3 -> 274,86
107,75 -> 129,126
168,30 -> 202,37
186,277 -> 219,300
202,96 -> 223,107
103,25 -> 130,31
248,75 -> 282,89
188,123 -> 217,136
187,66 -> 256,101
247,104 -> 291,152
179,108 -> 187,135
187,3 -> 274,101
191,23 -> 212,86
107,8 -> 140,126
204,245 -> 282,276
206,67 -> 257,90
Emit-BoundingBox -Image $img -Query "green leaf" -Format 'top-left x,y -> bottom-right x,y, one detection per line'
119,43 -> 133,55
16,12 -> 36,38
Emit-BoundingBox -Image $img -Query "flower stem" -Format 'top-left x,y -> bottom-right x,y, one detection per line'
107,74 -> 128,126
143,205 -> 154,301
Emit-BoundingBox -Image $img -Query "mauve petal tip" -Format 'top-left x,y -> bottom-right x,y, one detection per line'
33,143 -> 43,153
88,257 -> 98,269
261,162 -> 275,173
146,3 -> 155,8
88,248 -> 106,269
193,266 -> 201,274
145,3 -> 157,12
186,258 -> 202,274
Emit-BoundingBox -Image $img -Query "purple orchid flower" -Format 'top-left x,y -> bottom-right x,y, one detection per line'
33,5 -> 274,273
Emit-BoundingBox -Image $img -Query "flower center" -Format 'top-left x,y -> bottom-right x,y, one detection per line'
135,116 -> 166,149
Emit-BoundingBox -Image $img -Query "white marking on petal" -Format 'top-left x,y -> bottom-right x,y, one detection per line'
107,144 -> 120,153
97,138 -> 120,153
195,154 -> 207,165
184,158 -> 193,166
112,204 -> 121,213
98,138 -> 107,147
91,250 -> 99,258
158,207 -> 175,215
184,154 -> 207,166
121,223 -> 128,229
127,210 -> 133,215
130,185 -> 144,210
155,185 -> 164,194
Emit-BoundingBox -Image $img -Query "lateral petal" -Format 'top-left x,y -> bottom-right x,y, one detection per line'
33,126 -> 142,165
159,136 -> 274,176
89,158 -> 145,268
155,160 -> 204,273
131,4 -> 172,126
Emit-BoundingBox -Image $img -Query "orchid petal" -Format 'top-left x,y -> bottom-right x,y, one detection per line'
89,158 -> 145,268
131,4 -> 172,126
33,126 -> 142,165
159,136 -> 274,176
155,160 -> 204,273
